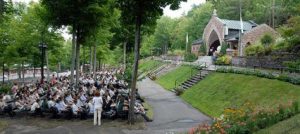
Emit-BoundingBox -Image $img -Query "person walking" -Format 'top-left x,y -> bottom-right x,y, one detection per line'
93,91 -> 103,126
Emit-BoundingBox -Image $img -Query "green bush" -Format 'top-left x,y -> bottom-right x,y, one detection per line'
220,43 -> 228,56
245,43 -> 265,56
216,68 -> 300,85
0,84 -> 11,94
199,44 -> 207,56
284,60 -> 300,73
184,53 -> 197,62
261,34 -> 274,47
174,86 -> 185,96
215,55 -> 232,65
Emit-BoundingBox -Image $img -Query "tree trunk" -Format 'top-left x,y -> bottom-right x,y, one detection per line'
83,45 -> 85,73
124,42 -> 127,70
98,60 -> 101,71
18,64 -> 21,81
57,62 -> 60,78
75,30 -> 81,88
89,46 -> 93,75
2,61 -> 4,84
7,68 -> 9,81
46,51 -> 50,82
128,13 -> 142,124
93,44 -> 97,80
70,29 -> 76,86
22,61 -> 25,84
33,65 -> 36,78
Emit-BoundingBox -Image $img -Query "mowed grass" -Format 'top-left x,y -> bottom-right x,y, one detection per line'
181,72 -> 300,117
255,113 -> 300,134
156,65 -> 198,90
139,60 -> 164,73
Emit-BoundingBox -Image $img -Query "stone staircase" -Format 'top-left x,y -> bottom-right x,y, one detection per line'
176,69 -> 211,90
147,63 -> 174,80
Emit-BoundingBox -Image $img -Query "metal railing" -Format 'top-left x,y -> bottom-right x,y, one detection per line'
174,62 -> 207,89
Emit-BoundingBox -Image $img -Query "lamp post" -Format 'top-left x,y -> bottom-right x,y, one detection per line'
39,42 -> 47,84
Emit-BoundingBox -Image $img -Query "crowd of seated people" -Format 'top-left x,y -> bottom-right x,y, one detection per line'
0,68 -> 152,122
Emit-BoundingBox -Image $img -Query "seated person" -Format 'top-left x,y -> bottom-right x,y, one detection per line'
71,99 -> 81,116
30,99 -> 43,116
48,98 -> 55,109
0,95 -> 5,113
55,97 -> 67,113
87,98 -> 94,117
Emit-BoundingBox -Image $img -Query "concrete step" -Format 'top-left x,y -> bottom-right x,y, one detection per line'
185,81 -> 196,85
187,79 -> 199,83
182,82 -> 193,87
181,85 -> 189,90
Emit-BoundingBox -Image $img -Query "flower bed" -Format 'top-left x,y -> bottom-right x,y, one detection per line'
189,101 -> 299,134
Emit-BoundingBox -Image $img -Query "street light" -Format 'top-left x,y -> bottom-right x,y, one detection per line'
39,42 -> 47,84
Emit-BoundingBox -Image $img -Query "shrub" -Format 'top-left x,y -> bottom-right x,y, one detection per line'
0,84 -> 11,94
216,68 -> 300,85
184,53 -> 197,62
174,86 -> 184,96
220,43 -> 228,56
199,44 -> 207,56
173,49 -> 185,56
283,60 -> 300,73
261,34 -> 274,47
215,55 -> 232,65
245,43 -> 265,56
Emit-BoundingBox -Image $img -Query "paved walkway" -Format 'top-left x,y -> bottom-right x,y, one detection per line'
133,78 -> 211,134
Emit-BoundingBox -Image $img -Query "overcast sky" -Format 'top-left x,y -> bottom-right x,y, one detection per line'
14,0 -> 206,18
12,0 -> 206,40
163,0 -> 206,18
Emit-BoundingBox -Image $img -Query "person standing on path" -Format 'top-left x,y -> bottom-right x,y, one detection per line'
93,91 -> 103,126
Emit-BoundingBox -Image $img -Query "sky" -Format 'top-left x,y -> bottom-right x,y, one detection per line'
12,0 -> 206,40
163,0 -> 206,18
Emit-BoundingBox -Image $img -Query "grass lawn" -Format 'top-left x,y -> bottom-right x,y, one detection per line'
143,102 -> 153,120
181,72 -> 300,117
138,60 -> 164,73
155,65 -> 198,90
255,113 -> 300,134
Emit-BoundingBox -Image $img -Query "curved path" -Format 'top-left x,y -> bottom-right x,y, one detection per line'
127,78 -> 211,134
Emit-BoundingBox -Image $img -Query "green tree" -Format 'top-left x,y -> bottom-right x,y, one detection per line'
42,0 -> 114,86
185,2 -> 213,52
116,0 -> 186,124
260,34 -> 274,47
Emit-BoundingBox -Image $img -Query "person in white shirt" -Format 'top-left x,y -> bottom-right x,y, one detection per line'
31,99 -> 43,116
55,98 -> 67,113
48,98 -> 55,108
72,99 -> 80,115
93,91 -> 103,126
88,99 -> 94,116
0,95 -> 5,111
31,99 -> 40,112
100,89 -> 105,97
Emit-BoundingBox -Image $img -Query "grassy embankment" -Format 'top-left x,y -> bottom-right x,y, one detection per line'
180,73 -> 300,117
155,65 -> 198,90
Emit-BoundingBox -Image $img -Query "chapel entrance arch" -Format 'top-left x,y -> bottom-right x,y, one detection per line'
208,30 -> 221,56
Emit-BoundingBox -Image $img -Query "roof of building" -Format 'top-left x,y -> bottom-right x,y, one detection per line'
225,33 -> 239,41
217,18 -> 257,31
192,39 -> 203,45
